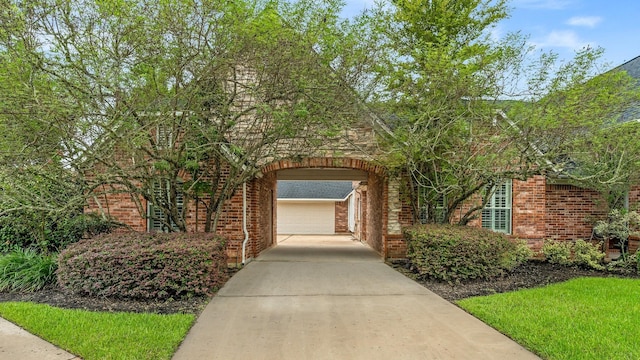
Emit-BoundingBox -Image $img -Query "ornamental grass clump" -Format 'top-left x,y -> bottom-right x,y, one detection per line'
57,232 -> 228,300
0,248 -> 57,292
404,225 -> 529,282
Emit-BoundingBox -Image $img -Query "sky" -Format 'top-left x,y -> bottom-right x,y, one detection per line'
341,0 -> 640,71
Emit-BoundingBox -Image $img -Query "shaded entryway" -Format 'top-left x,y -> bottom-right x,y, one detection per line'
173,235 -> 539,360
250,157 -> 388,259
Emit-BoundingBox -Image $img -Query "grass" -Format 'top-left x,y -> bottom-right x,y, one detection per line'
458,277 -> 640,360
0,302 -> 195,360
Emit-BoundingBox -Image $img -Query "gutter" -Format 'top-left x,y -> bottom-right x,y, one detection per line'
241,181 -> 251,265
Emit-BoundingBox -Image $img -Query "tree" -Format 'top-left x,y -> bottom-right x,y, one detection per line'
366,0 -> 640,224
0,0 -> 368,233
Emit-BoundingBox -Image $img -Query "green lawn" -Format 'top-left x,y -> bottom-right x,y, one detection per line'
0,302 -> 195,360
458,277 -> 640,360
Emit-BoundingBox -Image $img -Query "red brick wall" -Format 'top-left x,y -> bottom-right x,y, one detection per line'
630,186 -> 640,210
252,172 -> 276,258
87,184 -> 147,232
334,200 -> 349,233
544,184 -> 607,240
512,176 -> 547,240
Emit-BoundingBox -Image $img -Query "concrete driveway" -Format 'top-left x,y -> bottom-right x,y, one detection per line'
173,235 -> 539,360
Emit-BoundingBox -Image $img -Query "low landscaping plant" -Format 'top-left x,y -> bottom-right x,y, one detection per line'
0,212 -> 117,254
607,254 -> 640,275
57,232 -> 228,300
0,248 -> 57,292
541,239 -> 572,265
542,239 -> 605,270
404,225 -> 528,282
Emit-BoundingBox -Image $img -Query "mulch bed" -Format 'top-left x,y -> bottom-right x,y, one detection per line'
0,267 -> 241,315
0,261 -> 636,313
388,260 -> 638,302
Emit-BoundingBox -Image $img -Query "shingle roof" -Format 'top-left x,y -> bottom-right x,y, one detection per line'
616,55 -> 640,122
277,181 -> 353,200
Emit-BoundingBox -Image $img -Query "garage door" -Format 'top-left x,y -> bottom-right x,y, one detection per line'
277,201 -> 335,234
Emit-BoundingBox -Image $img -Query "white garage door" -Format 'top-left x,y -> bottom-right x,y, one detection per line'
277,201 -> 335,234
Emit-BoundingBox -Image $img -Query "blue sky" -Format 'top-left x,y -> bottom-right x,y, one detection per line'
341,0 -> 639,70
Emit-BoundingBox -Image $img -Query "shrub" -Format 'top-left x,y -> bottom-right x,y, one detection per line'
573,239 -> 605,270
0,249 -> 58,292
57,232 -> 228,300
404,225 -> 527,282
0,212 -> 117,254
542,239 -> 606,270
510,239 -> 534,266
542,239 -> 572,265
607,254 -> 639,275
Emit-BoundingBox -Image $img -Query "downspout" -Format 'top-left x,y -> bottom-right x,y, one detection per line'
241,182 -> 251,265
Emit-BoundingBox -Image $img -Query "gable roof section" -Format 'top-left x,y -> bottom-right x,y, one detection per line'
277,181 -> 353,200
616,55 -> 640,122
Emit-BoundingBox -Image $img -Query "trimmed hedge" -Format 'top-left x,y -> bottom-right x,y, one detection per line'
57,232 -> 228,300
405,224 -> 529,282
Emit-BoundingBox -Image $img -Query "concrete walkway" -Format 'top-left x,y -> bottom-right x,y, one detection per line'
0,317 -> 78,360
173,235 -> 540,360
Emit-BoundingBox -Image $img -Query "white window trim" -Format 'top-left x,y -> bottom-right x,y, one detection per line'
482,180 -> 512,234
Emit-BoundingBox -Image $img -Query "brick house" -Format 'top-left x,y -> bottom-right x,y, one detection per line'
87,56 -> 640,260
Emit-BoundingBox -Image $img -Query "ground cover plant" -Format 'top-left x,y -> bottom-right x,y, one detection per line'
0,301 -> 194,360
458,277 -> 640,360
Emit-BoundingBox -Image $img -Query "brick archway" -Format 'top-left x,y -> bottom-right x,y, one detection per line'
260,157 -> 387,177
246,157 -> 389,260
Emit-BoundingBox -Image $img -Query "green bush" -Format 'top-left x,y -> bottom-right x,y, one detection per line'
542,239 -> 606,270
510,239 -> 534,267
542,239 -> 573,265
0,212 -> 117,254
0,249 -> 58,292
573,239 -> 605,270
607,254 -> 639,275
404,225 -> 528,282
57,232 -> 228,300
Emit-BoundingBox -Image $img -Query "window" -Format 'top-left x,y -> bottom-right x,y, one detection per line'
156,124 -> 174,149
482,180 -> 512,234
148,180 -> 184,232
417,186 -> 446,224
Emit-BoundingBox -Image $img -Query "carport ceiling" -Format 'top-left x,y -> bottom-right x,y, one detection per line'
277,168 -> 368,181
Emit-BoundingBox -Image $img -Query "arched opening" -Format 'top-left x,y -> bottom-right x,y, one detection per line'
246,157 -> 388,260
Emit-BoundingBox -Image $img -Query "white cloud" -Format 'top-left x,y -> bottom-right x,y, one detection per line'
566,16 -> 602,28
513,0 -> 574,9
530,30 -> 594,50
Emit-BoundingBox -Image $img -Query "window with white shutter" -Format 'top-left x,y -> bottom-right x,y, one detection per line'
482,180 -> 512,234
147,180 -> 184,232
417,186 -> 447,224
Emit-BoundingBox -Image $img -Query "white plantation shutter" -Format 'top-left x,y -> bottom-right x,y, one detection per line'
156,124 -> 173,149
482,180 -> 512,234
417,186 -> 447,224
148,180 -> 184,232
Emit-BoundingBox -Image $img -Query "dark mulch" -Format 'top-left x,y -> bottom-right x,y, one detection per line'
388,259 -> 639,302
0,287 -> 211,315
1,262 -> 637,313
0,267 -> 241,315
